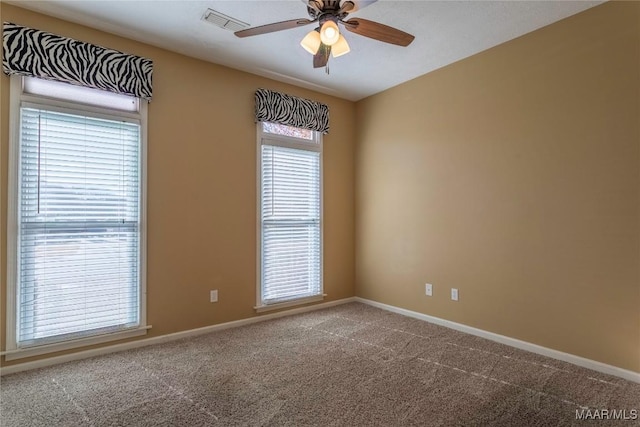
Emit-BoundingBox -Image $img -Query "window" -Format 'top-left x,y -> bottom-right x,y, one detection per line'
257,122 -> 323,310
4,76 -> 147,360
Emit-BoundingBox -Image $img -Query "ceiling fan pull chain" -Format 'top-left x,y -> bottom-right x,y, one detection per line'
326,64 -> 330,75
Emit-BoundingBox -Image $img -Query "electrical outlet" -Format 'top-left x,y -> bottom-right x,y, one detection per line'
210,290 -> 218,303
425,283 -> 433,296
451,288 -> 458,301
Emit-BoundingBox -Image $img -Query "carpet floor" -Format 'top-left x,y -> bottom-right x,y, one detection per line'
1,302 -> 639,426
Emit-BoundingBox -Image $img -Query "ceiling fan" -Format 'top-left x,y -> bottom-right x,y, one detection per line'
234,0 -> 415,69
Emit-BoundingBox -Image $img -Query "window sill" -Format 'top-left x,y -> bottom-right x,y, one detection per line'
2,325 -> 151,361
254,294 -> 327,313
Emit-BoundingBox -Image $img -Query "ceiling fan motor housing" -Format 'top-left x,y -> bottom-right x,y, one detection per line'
307,0 -> 355,20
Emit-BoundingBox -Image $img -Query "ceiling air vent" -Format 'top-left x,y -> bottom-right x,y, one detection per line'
203,9 -> 249,32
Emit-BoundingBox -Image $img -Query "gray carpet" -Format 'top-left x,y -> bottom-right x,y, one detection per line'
1,302 -> 639,426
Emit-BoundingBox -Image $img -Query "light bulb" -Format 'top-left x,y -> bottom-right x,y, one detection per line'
331,34 -> 350,58
300,30 -> 321,55
324,27 -> 336,39
320,20 -> 340,46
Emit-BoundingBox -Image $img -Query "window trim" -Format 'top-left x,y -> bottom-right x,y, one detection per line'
3,75 -> 149,361
255,122 -> 324,312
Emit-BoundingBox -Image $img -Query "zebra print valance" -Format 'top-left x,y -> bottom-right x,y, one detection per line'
2,22 -> 153,101
255,88 -> 329,134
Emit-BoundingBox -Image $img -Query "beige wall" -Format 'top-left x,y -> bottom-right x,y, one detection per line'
0,4 -> 356,367
355,1 -> 640,372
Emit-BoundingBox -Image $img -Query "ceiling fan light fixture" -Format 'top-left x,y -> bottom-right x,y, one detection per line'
320,20 -> 340,46
331,34 -> 350,58
300,29 -> 321,55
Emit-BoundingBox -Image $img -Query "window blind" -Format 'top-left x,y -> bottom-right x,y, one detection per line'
261,144 -> 321,304
18,107 -> 140,346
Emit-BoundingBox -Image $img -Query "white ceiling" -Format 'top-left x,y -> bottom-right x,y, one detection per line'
7,0 -> 603,101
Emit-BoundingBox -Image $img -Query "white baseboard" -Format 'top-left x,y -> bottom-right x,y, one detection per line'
0,296 -> 357,376
5,295 -> 638,383
355,297 -> 640,384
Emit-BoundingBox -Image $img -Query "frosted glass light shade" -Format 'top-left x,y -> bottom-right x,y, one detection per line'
331,34 -> 350,58
320,20 -> 340,46
300,30 -> 321,55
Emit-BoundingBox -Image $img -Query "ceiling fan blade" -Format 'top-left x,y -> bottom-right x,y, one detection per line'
349,0 -> 378,12
313,43 -> 331,68
235,19 -> 314,38
342,18 -> 414,46
301,0 -> 324,13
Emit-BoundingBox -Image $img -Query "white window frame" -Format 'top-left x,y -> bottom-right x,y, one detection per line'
3,75 -> 149,361
255,122 -> 324,313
